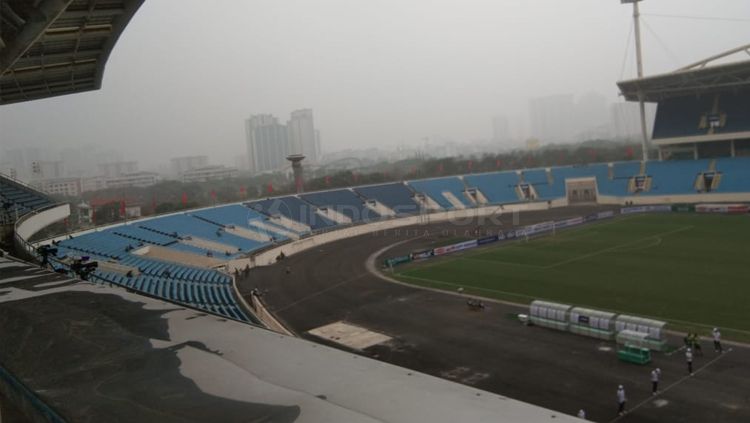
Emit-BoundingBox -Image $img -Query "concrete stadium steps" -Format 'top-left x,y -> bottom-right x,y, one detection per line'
442,191 -> 468,209
299,189 -> 381,222
141,245 -> 225,267
406,177 -> 472,210
354,183 -> 421,215
248,220 -> 300,240
247,196 -> 336,231
464,172 -> 521,204
224,225 -> 273,243
189,205 -> 283,242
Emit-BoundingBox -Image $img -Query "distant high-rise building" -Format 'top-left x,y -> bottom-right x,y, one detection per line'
245,110 -> 320,174
245,114 -> 291,174
287,109 -> 320,164
610,102 -> 656,140
492,115 -> 510,143
170,155 -> 209,176
529,94 -> 576,143
98,161 -> 138,178
33,161 -> 65,179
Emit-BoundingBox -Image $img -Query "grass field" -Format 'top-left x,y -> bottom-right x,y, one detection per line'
395,213 -> 750,341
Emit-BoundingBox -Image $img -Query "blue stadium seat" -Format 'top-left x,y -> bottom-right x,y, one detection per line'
247,196 -> 337,230
139,214 -> 265,253
191,205 -> 288,241
300,189 -> 380,222
407,177 -> 472,209
645,160 -> 709,195
463,172 -> 520,204
354,183 -> 421,215
653,95 -> 714,139
715,157 -> 750,193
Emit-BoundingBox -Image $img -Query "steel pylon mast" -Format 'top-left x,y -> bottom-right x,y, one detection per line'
622,0 -> 650,161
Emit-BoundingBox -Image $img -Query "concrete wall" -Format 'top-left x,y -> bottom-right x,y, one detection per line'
598,192 -> 750,205
225,201 -> 555,271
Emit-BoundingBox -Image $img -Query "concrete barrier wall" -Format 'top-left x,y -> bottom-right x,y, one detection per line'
14,204 -> 70,242
226,201 -> 555,271
598,192 -> 750,205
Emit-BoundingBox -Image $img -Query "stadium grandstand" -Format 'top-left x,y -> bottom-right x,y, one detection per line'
618,44 -> 750,161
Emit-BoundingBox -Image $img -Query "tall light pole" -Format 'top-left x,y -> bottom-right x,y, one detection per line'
622,0 -> 650,161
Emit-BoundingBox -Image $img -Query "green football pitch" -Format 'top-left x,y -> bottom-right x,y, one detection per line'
394,213 -> 750,341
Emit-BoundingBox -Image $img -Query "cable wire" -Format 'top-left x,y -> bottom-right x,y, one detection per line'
643,13 -> 750,23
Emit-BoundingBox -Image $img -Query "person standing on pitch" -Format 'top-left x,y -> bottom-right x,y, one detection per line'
712,328 -> 723,353
577,409 -> 586,420
651,368 -> 661,394
686,348 -> 694,375
617,385 -> 627,416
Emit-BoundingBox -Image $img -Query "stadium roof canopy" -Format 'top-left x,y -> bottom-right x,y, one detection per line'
618,44 -> 750,102
0,0 -> 144,105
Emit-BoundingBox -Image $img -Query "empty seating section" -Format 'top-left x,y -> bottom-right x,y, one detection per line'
522,169 -> 557,200
300,189 -> 380,221
354,183 -> 421,215
0,175 -> 53,223
139,214 -> 263,253
652,95 -> 713,139
464,172 -> 520,204
248,196 -> 337,230
112,225 -> 177,246
191,205 -> 287,240
93,269 -> 251,322
646,160 -> 709,195
407,177 -> 471,209
715,157 -> 750,193
716,92 -> 750,134
57,231 -> 135,259
598,161 -> 640,196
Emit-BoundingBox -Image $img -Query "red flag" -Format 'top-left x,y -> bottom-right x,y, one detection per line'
625,146 -> 634,159
495,159 -> 501,169
181,192 -> 188,206
210,189 -> 217,200
119,200 -> 126,217
325,175 -> 331,186
267,182 -> 274,194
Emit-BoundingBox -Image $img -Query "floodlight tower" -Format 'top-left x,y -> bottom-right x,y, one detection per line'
622,0 -> 650,161
286,154 -> 305,193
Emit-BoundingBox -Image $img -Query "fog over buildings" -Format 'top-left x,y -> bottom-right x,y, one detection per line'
1,0 -> 749,179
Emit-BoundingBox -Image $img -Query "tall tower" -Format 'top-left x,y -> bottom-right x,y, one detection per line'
287,109 -> 319,164
286,154 -> 305,193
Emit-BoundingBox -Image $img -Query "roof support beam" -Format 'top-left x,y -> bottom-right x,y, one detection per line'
0,0 -> 74,76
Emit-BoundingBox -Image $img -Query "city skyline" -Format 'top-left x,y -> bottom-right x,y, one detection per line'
2,0 -> 748,169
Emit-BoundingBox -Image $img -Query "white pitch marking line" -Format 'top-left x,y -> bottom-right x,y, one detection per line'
544,225 -> 693,269
608,348 -> 734,423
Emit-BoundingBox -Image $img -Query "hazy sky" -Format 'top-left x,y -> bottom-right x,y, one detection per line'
1,0 -> 749,168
